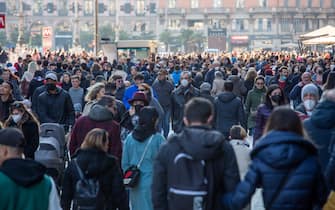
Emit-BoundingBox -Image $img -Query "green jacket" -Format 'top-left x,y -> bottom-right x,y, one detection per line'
244,87 -> 266,129
0,158 -> 61,210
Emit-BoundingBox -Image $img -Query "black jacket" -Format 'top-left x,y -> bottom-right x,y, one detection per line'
61,148 -> 129,210
36,87 -> 75,126
214,92 -> 246,137
171,85 -> 199,133
152,79 -> 174,108
152,126 -> 240,210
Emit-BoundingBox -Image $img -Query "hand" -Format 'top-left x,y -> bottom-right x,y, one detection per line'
129,106 -> 135,116
298,82 -> 304,87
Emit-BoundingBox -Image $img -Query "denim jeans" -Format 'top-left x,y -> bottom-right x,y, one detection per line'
162,107 -> 171,138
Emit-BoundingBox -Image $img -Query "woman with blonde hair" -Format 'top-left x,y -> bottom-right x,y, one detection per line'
21,61 -> 38,97
82,82 -> 105,116
61,128 -> 129,210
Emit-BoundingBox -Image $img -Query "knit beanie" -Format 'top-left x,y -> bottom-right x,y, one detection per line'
301,83 -> 319,101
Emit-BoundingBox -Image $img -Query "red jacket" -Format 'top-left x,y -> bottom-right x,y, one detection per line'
69,114 -> 122,160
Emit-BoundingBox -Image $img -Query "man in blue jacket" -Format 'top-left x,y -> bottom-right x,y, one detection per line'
122,73 -> 144,110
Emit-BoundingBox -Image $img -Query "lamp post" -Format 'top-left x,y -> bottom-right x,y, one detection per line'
17,0 -> 24,47
94,0 -> 98,57
73,0 -> 80,48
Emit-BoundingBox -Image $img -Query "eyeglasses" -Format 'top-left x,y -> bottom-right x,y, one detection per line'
256,82 -> 264,85
138,89 -> 146,91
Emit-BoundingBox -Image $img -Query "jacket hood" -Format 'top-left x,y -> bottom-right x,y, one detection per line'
0,158 -> 46,187
310,100 -> 335,129
251,131 -> 317,169
177,126 -> 225,160
218,91 -> 236,102
88,104 -> 114,121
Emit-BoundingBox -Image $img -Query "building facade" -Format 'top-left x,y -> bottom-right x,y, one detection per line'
0,0 -> 335,51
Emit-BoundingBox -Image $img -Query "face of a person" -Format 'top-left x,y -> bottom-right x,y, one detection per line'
158,74 -> 166,81
63,75 -> 70,83
96,88 -> 105,99
255,79 -> 264,89
12,108 -> 23,115
71,78 -> 80,88
181,73 -> 191,82
303,93 -> 317,101
46,78 -> 57,85
280,69 -> 288,77
135,79 -> 144,86
301,73 -> 311,84
75,70 -> 82,79
1,82 -> 12,96
2,71 -> 10,81
115,79 -> 123,87
270,88 -> 282,97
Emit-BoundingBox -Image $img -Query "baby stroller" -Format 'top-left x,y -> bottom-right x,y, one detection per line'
35,123 -> 68,186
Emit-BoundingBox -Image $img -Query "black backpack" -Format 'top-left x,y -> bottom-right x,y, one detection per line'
168,137 -> 210,210
72,159 -> 100,210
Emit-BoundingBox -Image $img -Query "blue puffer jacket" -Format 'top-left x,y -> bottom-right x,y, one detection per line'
222,131 -> 328,210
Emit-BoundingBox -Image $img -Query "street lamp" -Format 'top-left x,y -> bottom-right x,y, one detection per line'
94,0 -> 98,57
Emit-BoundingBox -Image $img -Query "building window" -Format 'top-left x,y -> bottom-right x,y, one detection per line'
267,19 -> 272,32
320,0 -> 324,7
84,0 -> 93,15
293,19 -> 303,32
233,19 -> 246,32
236,0 -> 244,8
168,0 -> 176,8
259,0 -> 267,7
168,19 -> 181,30
136,0 -> 145,14
214,0 -> 221,8
258,19 -> 263,32
296,0 -> 300,7
332,0 -> 335,7
280,18 -> 291,32
191,0 -> 199,8
33,0 -> 43,15
308,0 -> 312,7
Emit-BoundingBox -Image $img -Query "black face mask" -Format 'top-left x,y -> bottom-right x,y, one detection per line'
46,83 -> 57,92
271,95 -> 281,104
134,104 -> 144,114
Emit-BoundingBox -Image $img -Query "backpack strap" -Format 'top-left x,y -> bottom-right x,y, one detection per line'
73,159 -> 84,180
265,168 -> 295,209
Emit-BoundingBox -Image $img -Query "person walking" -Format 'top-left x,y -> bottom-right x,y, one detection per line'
152,97 -> 240,210
0,128 -> 61,210
61,128 -> 129,210
222,107 -> 328,210
122,107 -> 165,210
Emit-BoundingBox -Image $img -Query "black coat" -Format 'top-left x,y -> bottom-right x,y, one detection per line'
61,148 -> 129,210
152,126 -> 240,210
171,85 -> 199,133
36,87 -> 75,126
6,117 -> 39,159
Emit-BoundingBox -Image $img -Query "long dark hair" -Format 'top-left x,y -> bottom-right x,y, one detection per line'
4,101 -> 40,129
323,72 -> 335,91
264,84 -> 287,109
264,106 -> 304,136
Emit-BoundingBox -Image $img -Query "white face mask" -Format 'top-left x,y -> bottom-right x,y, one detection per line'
180,79 -> 189,87
12,114 -> 22,123
304,99 -> 316,111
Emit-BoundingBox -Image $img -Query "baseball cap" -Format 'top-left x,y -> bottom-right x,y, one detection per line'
0,128 -> 26,148
45,72 -> 57,81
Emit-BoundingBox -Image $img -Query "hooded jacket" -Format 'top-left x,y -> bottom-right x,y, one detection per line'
245,87 -> 266,129
61,148 -> 129,210
222,131 -> 328,210
228,75 -> 247,99
214,92 -> 246,137
152,126 -> 240,210
304,100 -> 335,171
69,105 -> 122,159
0,158 -> 61,210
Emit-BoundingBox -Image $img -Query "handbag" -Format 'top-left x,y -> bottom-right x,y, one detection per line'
123,136 -> 153,188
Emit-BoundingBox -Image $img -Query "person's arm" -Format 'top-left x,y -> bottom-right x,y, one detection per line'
289,84 -> 302,101
60,164 -> 75,210
222,160 -> 260,210
107,158 -> 130,210
238,99 -> 247,130
48,177 -> 62,210
110,123 -> 122,161
253,107 -> 264,142
122,88 -> 131,110
37,95 -> 54,123
222,141 -> 241,193
64,93 -> 75,126
152,145 -> 169,210
69,121 -> 80,156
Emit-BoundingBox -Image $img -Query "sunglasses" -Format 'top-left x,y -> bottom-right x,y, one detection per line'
256,82 -> 264,85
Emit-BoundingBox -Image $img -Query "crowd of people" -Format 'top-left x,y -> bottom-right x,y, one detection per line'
0,48 -> 334,210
